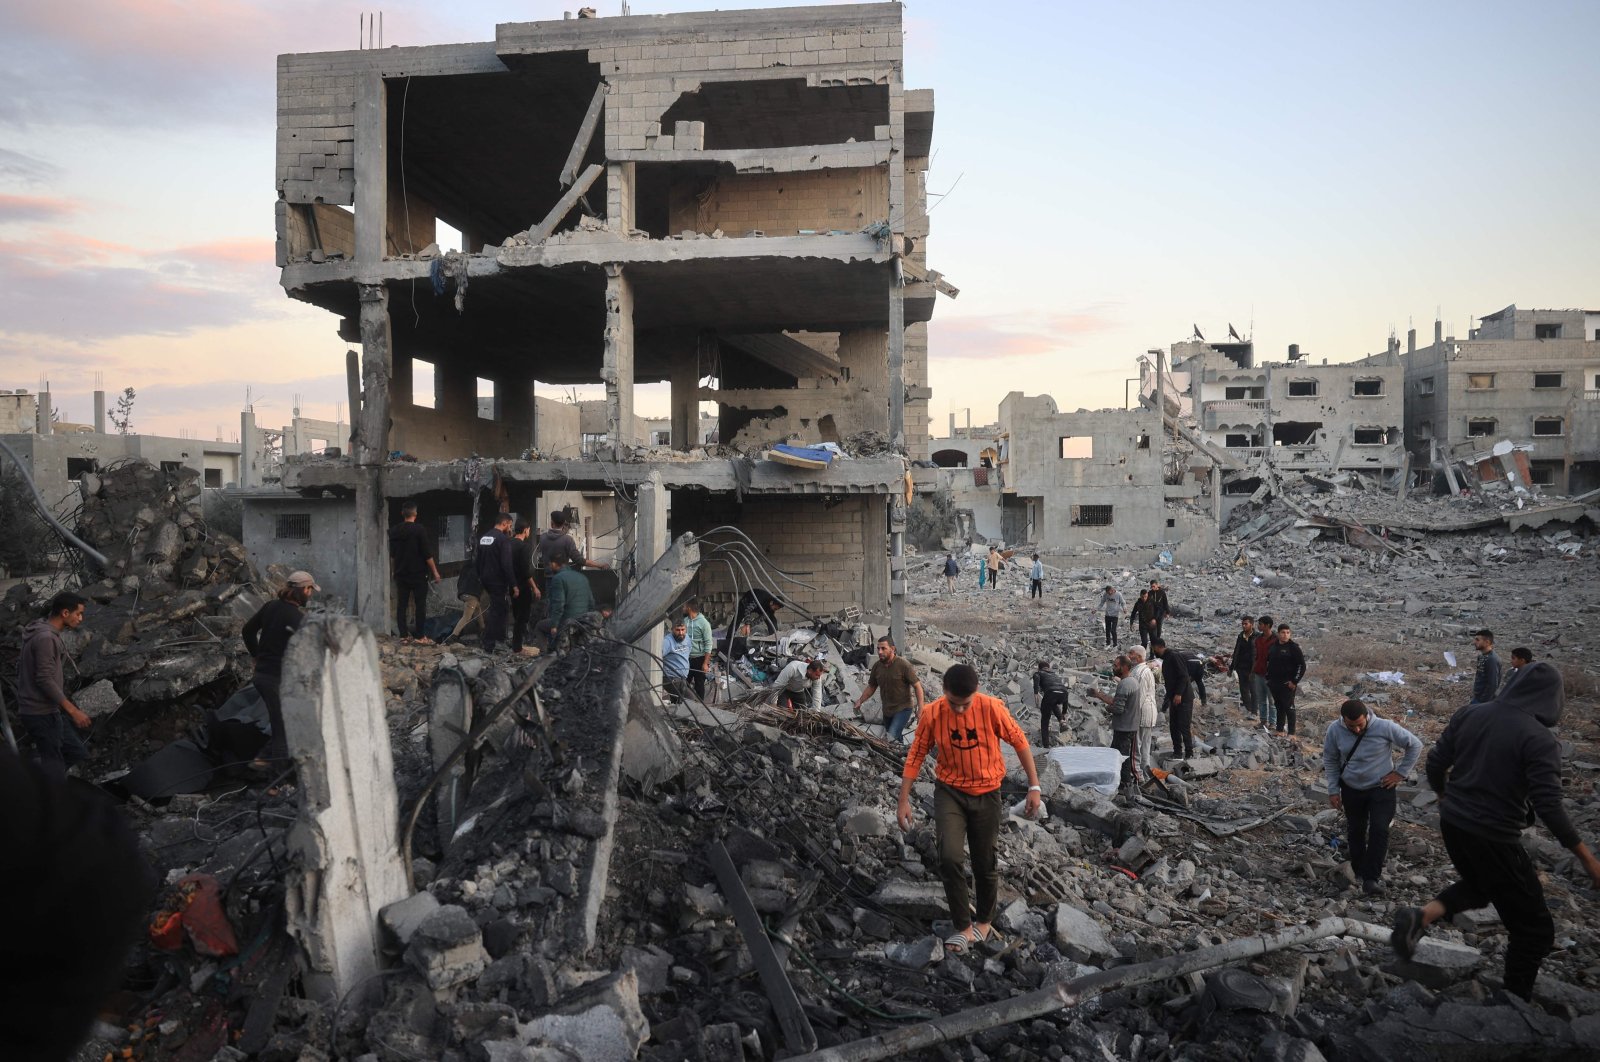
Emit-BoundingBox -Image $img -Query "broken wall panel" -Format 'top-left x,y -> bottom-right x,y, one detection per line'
666,167 -> 888,236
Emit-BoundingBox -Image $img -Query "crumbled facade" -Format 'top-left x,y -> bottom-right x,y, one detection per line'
1402,307 -> 1600,494
272,4 -> 943,641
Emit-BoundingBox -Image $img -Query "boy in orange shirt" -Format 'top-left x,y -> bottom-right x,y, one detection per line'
897,664 -> 1042,952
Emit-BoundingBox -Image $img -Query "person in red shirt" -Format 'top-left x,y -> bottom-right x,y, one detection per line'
897,664 -> 1042,953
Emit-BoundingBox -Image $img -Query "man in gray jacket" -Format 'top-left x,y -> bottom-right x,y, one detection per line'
1096,586 -> 1125,647
16,592 -> 92,781
1323,698 -> 1422,895
1089,654 -> 1140,793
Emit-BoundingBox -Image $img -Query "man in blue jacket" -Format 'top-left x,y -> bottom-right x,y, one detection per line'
1393,663 -> 1600,999
1323,699 -> 1422,895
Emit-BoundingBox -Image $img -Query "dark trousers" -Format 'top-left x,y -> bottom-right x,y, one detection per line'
1342,784 -> 1397,883
1191,670 -> 1207,706
1152,618 -> 1164,640
987,567 -> 999,587
663,675 -> 689,702
689,655 -> 709,699
934,783 -> 1002,931
1436,820 -> 1554,1000
1029,578 -> 1042,599
395,578 -> 429,638
1269,680 -> 1297,734
1038,691 -> 1066,747
1168,697 -> 1194,758
482,588 -> 511,650
510,588 -> 534,651
1111,729 -> 1137,792
1104,616 -> 1118,646
19,712 -> 90,782
1236,671 -> 1255,716
1138,621 -> 1153,648
253,673 -> 288,762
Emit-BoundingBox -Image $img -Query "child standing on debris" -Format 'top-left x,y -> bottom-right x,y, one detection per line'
683,598 -> 715,699
897,664 -> 1042,954
1097,585 -> 1125,647
943,553 -> 960,592
243,571 -> 317,772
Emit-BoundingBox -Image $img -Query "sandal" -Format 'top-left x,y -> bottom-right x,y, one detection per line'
944,926 -> 979,954
973,923 -> 1004,946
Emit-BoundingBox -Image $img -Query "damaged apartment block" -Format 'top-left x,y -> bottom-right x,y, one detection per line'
272,3 -> 948,643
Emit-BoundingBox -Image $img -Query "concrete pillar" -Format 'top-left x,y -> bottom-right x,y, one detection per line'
354,72 -> 388,271
240,409 -> 258,489
862,495 -> 890,621
93,390 -> 106,434
355,284 -> 393,628
1211,465 -> 1222,524
669,344 -> 701,451
606,161 -> 636,233
632,472 -> 667,693
603,264 -> 634,461
36,390 -> 51,435
279,615 -> 409,1002
1407,328 -> 1416,356
1434,319 -> 1443,345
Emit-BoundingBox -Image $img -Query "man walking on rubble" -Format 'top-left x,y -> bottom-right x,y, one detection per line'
1128,646 -> 1158,780
1393,662 -> 1600,1000
943,553 -> 960,593
1097,585 -> 1125,647
1088,654 -> 1140,793
1251,615 -> 1274,729
897,664 -> 1042,954
1151,638 -> 1195,760
1470,629 -> 1502,704
1130,589 -> 1157,648
1032,659 -> 1069,748
509,520 -> 541,654
243,572 -> 317,773
1323,699 -> 1422,896
1266,623 -> 1306,735
1231,615 -> 1257,721
16,592 -> 92,781
683,597 -> 715,700
1147,579 -> 1170,640
772,657 -> 825,711
389,502 -> 441,643
987,546 -> 1002,589
852,637 -> 925,744
661,620 -> 692,702
476,512 -> 518,652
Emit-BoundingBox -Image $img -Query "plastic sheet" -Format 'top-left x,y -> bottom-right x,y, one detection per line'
1043,745 -> 1125,796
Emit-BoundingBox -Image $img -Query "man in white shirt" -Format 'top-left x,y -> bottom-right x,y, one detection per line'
1127,645 -> 1158,780
772,658 -> 824,711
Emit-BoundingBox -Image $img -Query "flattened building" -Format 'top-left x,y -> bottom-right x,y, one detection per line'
271,4 -> 944,641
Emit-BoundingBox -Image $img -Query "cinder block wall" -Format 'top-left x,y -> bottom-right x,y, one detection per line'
667,168 -> 887,236
670,493 -> 877,622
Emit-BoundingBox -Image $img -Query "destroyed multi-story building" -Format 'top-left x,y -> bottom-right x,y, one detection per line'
1151,333 -> 1406,511
270,4 -> 945,641
1401,306 -> 1600,494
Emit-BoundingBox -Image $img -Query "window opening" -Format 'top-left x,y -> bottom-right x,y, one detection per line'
275,513 -> 312,540
1467,419 -> 1496,437
1533,417 -> 1563,437
1071,504 -> 1113,527
1533,372 -> 1563,389
413,358 -> 436,409
1287,380 -> 1318,397
1058,436 -> 1093,459
1352,378 -> 1383,396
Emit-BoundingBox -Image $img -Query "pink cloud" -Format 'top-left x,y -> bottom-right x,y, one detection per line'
0,193 -> 79,223
930,304 -> 1123,360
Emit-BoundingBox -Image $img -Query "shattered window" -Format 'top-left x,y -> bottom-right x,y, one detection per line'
1287,380 -> 1318,397
204,468 -> 222,488
275,513 -> 312,540
1533,372 -> 1563,389
1352,378 -> 1383,396
1534,417 -> 1563,436
1467,373 -> 1495,390
1530,461 -> 1561,485
1072,504 -> 1114,527
1535,323 -> 1562,339
1417,377 -> 1435,395
1467,419 -> 1496,437
1352,428 -> 1385,444
66,458 -> 99,480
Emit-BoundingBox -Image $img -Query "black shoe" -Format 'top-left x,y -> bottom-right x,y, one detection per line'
1392,906 -> 1425,960
1362,879 -> 1385,896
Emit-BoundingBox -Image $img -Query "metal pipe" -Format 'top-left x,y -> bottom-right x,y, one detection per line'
0,437 -> 110,569
791,917 -> 1392,1062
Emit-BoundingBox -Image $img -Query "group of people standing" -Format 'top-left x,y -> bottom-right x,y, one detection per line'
1228,614 -> 1306,734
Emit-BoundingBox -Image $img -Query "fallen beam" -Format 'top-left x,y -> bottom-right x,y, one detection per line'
790,917 -> 1392,1062
526,163 -> 603,244
708,840 -> 818,1055
559,82 -> 608,188
608,532 -> 702,644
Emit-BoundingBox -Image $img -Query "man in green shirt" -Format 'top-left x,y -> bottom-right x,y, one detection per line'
683,597 -> 715,700
852,637 -> 925,743
536,555 -> 596,648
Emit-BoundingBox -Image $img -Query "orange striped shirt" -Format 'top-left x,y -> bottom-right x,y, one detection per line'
902,692 -> 1031,795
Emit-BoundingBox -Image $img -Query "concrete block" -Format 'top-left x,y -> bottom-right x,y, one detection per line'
404,905 -> 489,991
870,879 -> 949,921
380,891 -> 441,947
1383,936 -> 1483,989
1053,903 -> 1115,964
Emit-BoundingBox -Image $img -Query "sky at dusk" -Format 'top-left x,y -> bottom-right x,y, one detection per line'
1,0 -> 1596,440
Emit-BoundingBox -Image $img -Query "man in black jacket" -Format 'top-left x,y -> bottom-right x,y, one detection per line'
1147,579 -> 1170,640
1231,615 -> 1257,721
475,512 -> 518,652
509,520 -> 541,653
243,571 -> 316,768
1265,624 -> 1307,735
389,502 -> 441,642
1150,638 -> 1194,759
1032,660 -> 1069,748
1393,663 -> 1600,999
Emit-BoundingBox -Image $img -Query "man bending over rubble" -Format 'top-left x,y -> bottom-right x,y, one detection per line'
897,664 -> 1042,953
771,657 -> 825,711
243,571 -> 317,773
1393,662 -> 1600,1000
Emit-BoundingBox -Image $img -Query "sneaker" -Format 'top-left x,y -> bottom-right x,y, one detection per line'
1392,906 -> 1425,960
1362,879 -> 1385,896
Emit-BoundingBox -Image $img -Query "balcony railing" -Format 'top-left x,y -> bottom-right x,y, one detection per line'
1586,390 -> 1600,401
1206,398 -> 1269,411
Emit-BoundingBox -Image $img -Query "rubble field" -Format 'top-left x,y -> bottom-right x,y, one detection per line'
9,465 -> 1600,1062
